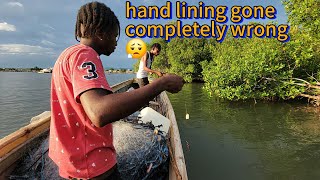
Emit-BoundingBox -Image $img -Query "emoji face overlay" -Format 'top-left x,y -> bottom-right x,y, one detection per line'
126,39 -> 147,59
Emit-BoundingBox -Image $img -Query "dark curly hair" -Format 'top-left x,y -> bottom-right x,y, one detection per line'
75,1 -> 120,42
151,43 -> 161,51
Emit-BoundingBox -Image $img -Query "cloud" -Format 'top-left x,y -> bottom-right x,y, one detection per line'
7,2 -> 23,8
0,22 -> 16,31
0,44 -> 54,55
40,32 -> 55,39
42,24 -> 55,31
41,40 -> 56,47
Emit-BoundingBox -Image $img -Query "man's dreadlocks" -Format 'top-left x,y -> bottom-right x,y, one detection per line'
75,1 -> 120,42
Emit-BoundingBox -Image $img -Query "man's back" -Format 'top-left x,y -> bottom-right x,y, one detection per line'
49,44 -> 116,179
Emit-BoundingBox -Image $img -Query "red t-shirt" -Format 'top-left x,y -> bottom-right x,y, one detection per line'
49,44 -> 116,179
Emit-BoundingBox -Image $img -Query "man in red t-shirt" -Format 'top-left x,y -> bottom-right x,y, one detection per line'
49,2 -> 184,179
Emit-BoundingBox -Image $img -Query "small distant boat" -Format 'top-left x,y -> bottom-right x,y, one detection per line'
38,68 -> 52,73
0,79 -> 188,180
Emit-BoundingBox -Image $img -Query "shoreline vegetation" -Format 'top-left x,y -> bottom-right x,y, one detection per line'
0,67 -> 135,74
137,0 -> 319,104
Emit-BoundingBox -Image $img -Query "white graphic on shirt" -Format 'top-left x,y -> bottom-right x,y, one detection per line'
92,163 -> 96,167
81,62 -> 99,80
72,136 -> 75,139
76,147 -> 80,150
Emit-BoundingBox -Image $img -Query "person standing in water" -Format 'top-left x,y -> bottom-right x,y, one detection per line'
136,43 -> 163,87
49,2 -> 184,179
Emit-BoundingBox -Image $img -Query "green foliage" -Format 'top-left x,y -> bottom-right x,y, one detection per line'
31,66 -> 42,71
148,38 -> 169,72
202,36 -> 304,100
283,0 -> 320,39
165,38 -> 211,82
201,0 -> 319,101
132,0 -> 319,101
282,0 -> 320,81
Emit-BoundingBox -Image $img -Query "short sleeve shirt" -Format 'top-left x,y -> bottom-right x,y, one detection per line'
49,44 -> 116,179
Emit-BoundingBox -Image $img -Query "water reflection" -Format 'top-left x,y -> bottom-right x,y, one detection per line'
168,83 -> 320,180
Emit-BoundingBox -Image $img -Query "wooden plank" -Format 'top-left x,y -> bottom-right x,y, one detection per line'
160,92 -> 188,180
0,111 -> 51,157
111,79 -> 134,93
0,130 -> 49,178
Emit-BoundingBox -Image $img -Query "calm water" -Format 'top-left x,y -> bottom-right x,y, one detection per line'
168,83 -> 320,180
1,72 -> 320,179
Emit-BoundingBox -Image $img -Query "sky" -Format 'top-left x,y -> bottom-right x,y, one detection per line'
0,0 -> 288,69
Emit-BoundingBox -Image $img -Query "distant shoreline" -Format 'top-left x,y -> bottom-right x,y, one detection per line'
0,68 -> 39,73
0,68 -> 134,74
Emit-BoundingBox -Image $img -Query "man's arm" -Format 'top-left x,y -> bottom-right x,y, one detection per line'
141,53 -> 162,77
80,74 -> 183,127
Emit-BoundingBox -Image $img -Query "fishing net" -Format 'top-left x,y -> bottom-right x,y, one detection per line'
9,110 -> 169,180
114,115 -> 169,180
8,133 -> 61,180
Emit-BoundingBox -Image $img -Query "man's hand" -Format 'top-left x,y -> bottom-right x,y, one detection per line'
156,71 -> 163,77
161,74 -> 184,93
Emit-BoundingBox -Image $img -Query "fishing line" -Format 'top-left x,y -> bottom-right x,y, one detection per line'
184,86 -> 189,120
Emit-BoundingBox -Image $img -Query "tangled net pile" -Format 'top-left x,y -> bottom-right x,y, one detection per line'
10,111 -> 169,180
9,134 -> 61,180
114,113 -> 169,180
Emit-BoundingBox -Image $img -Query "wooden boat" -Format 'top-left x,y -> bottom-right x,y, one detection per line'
0,79 -> 188,180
